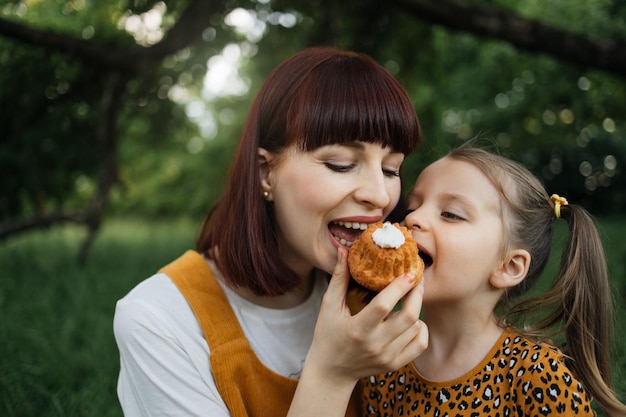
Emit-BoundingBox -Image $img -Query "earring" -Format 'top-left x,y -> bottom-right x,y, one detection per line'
263,191 -> 270,199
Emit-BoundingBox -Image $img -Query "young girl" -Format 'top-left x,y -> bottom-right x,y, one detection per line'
362,144 -> 626,417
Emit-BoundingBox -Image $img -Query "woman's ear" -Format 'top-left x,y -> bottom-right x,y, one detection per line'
490,249 -> 531,289
258,147 -> 274,200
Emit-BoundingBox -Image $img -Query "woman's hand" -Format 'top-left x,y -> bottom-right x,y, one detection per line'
310,246 -> 428,382
287,247 -> 428,417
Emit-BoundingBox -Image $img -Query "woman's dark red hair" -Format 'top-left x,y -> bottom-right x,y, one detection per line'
196,47 -> 422,296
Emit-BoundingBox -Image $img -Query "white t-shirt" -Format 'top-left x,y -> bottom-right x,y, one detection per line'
114,272 -> 328,416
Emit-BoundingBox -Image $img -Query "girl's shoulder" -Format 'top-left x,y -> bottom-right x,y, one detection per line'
499,328 -> 594,416
498,328 -> 573,382
498,328 -> 563,366
361,328 -> 594,417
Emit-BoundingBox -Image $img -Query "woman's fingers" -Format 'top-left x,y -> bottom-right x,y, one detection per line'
321,247 -> 351,316
387,317 -> 429,369
356,272 -> 420,329
313,250 -> 428,378
384,278 -> 424,327
353,276 -> 427,368
327,247 -> 350,292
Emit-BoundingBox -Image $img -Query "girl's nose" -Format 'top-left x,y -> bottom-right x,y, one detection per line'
405,207 -> 426,231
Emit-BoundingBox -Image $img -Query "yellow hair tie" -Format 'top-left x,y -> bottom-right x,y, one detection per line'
550,194 -> 568,219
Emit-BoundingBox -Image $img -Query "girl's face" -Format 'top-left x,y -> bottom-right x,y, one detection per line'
404,157 -> 506,306
263,142 -> 404,277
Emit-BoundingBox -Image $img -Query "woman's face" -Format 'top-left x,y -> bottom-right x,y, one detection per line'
263,142 -> 404,277
404,157 -> 506,306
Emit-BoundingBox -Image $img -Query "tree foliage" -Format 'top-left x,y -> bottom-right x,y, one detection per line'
1,0 -> 625,261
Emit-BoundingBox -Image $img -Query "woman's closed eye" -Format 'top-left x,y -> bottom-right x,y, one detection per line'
324,162 -> 354,172
324,163 -> 399,177
383,168 -> 400,177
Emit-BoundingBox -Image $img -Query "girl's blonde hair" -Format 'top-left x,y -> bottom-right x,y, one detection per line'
447,143 -> 625,417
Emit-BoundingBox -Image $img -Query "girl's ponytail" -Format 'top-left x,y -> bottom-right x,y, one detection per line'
556,204 -> 626,417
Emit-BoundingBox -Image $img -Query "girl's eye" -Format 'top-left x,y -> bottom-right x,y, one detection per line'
324,162 -> 354,172
442,211 -> 463,221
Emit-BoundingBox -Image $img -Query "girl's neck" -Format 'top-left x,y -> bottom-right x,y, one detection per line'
413,306 -> 504,382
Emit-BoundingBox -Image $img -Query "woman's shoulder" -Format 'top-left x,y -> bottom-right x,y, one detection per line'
117,272 -> 185,311
114,272 -> 201,341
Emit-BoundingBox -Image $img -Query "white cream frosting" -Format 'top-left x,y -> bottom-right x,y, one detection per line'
372,222 -> 405,249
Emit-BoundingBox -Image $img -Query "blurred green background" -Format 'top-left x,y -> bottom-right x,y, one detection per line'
1,0 -> 625,415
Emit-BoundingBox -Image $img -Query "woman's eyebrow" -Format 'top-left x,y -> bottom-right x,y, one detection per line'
340,141 -> 398,153
339,141 -> 365,150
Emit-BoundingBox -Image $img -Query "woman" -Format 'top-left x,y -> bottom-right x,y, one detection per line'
114,47 -> 428,417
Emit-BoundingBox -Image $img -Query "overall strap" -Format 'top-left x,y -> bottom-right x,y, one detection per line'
160,250 -> 298,417
160,250 -> 246,347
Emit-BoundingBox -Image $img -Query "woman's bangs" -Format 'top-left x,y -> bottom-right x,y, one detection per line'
288,61 -> 419,154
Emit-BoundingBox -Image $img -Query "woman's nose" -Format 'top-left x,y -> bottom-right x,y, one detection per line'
354,171 -> 391,209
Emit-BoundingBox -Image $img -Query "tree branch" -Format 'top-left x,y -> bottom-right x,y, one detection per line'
394,0 -> 626,78
0,0 -> 224,73
77,71 -> 128,265
0,212 -> 87,238
0,0 -> 226,261
0,16 -> 141,72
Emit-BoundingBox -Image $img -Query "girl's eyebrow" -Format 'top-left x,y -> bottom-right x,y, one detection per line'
441,193 -> 475,208
442,193 -> 469,203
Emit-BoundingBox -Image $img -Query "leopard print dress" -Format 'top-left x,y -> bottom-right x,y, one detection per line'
362,328 -> 594,417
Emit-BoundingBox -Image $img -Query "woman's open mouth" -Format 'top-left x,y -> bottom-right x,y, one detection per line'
328,221 -> 369,247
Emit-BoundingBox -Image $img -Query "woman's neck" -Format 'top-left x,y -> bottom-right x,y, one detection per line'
205,257 -> 316,309
234,279 -> 316,309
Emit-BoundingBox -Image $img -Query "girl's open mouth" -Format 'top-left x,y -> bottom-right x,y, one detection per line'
419,250 -> 433,268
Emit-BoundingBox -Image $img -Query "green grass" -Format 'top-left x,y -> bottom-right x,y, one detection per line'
0,217 -> 197,417
0,216 -> 624,416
